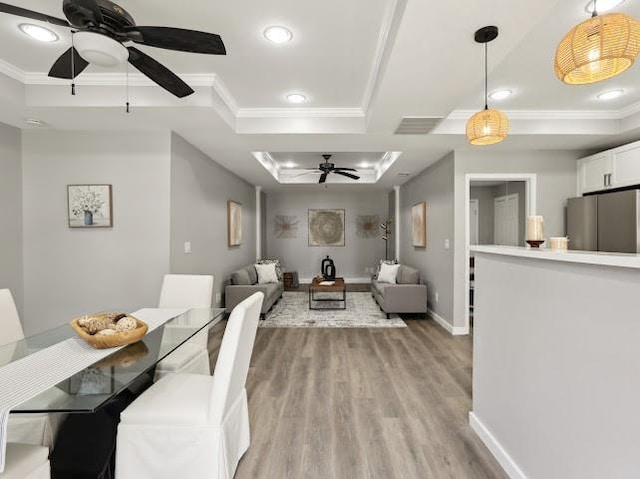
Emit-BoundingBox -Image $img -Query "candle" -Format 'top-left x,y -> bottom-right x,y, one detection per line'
526,216 -> 544,241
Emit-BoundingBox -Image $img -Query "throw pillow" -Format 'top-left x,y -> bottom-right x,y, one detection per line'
374,259 -> 398,279
377,263 -> 400,284
256,259 -> 282,280
255,263 -> 279,284
230,269 -> 251,285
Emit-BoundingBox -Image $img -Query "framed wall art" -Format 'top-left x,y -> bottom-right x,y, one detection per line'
411,202 -> 426,247
67,184 -> 113,228
308,209 -> 345,246
227,200 -> 243,246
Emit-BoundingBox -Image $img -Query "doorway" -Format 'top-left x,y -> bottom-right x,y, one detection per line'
464,174 -> 537,332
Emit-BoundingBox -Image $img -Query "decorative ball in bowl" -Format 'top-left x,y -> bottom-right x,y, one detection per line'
70,312 -> 148,349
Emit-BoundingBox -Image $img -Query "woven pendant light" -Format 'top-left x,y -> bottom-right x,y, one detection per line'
555,1 -> 640,85
466,26 -> 509,146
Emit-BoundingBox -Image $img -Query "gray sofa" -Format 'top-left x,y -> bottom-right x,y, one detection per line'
371,265 -> 427,318
225,264 -> 284,318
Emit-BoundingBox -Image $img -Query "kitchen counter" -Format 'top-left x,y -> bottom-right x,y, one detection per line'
470,244 -> 640,269
470,246 -> 640,478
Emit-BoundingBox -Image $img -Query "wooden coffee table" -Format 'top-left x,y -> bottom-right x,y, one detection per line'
309,277 -> 346,310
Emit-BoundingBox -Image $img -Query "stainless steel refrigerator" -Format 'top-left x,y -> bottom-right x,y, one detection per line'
567,189 -> 640,253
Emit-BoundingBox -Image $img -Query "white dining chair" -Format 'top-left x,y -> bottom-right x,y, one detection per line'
1,443 -> 50,479
116,292 -> 264,479
154,274 -> 214,381
0,290 -> 61,449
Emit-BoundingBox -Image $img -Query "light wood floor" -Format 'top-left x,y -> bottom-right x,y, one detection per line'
208,315 -> 506,479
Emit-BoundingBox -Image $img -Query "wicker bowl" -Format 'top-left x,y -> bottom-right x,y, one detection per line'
70,315 -> 148,349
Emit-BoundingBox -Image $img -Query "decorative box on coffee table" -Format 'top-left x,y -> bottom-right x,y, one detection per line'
309,277 -> 346,310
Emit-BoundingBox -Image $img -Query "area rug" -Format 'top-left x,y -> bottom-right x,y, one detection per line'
260,292 -> 406,328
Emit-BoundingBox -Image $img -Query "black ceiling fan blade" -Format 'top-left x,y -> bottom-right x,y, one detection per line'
334,171 -> 361,180
48,47 -> 89,79
319,172 -> 328,184
0,3 -> 70,27
333,167 -> 358,172
125,27 -> 226,55
127,47 -> 194,98
62,0 -> 103,27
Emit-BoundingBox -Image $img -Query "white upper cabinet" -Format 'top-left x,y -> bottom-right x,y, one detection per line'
577,152 -> 613,195
578,140 -> 640,195
612,142 -> 640,188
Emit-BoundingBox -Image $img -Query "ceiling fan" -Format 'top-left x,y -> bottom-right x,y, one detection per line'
0,0 -> 226,98
295,154 -> 361,184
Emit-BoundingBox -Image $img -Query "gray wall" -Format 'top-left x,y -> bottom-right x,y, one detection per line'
470,181 -> 526,246
473,252 -> 640,478
169,134 -> 256,306
21,130 -> 171,334
400,153 -> 455,322
0,123 -> 23,316
265,190 -> 387,279
452,150 -> 579,328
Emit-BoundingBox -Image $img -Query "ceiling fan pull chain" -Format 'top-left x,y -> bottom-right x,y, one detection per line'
71,31 -> 76,96
125,62 -> 130,113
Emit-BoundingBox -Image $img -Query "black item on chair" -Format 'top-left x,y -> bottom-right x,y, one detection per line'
321,255 -> 336,281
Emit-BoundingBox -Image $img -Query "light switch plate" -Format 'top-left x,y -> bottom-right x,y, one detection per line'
444,239 -> 450,250
184,241 -> 191,254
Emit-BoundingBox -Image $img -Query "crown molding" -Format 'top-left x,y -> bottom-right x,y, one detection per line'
22,71 -> 218,87
0,58 -> 25,83
447,109 -> 623,121
236,107 -> 365,119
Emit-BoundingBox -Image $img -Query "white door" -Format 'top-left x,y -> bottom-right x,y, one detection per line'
469,200 -> 479,245
494,194 -> 519,246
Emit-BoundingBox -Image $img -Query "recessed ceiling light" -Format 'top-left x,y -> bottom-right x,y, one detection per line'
282,161 -> 298,168
286,93 -> 307,104
585,0 -> 625,13
357,162 -> 371,168
19,24 -> 58,43
24,118 -> 47,127
264,26 -> 293,44
489,89 -> 513,101
597,89 -> 625,100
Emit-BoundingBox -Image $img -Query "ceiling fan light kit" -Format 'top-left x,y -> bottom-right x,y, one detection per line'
73,31 -> 128,67
0,0 -> 227,98
555,3 -> 640,85
466,26 -> 509,146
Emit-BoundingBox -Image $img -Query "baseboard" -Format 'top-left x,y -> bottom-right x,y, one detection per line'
427,308 -> 469,335
299,277 -> 371,284
469,412 -> 527,479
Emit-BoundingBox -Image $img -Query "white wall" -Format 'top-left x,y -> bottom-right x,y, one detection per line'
452,150 -> 579,329
265,190 -> 387,280
400,153 -> 455,322
21,130 -> 171,334
0,123 -> 23,316
169,133 -> 256,306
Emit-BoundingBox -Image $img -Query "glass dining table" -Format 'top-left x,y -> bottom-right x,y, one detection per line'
1,307 -> 225,479
1,307 -> 225,414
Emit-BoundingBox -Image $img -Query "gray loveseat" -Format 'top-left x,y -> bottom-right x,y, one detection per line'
371,265 -> 427,318
225,264 -> 284,318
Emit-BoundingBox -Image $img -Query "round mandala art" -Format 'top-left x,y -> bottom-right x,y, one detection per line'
309,210 -> 344,245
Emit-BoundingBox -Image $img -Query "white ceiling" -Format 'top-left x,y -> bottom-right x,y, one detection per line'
0,0 -> 639,192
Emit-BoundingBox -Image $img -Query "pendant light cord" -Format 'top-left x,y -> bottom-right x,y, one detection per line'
484,42 -> 488,110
